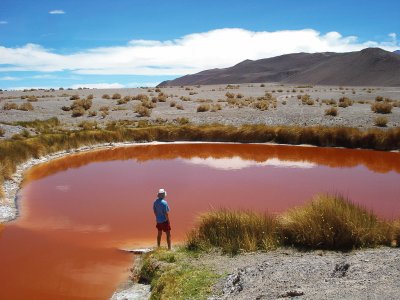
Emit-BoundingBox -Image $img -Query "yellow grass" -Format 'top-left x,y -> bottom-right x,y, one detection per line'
187,194 -> 397,254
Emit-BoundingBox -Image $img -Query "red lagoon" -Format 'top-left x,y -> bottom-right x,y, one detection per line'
0,143 -> 399,299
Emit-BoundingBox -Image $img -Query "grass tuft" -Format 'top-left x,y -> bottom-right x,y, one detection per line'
187,209 -> 280,255
279,194 -> 391,250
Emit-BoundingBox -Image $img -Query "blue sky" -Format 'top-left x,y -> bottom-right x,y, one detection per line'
1,0 -> 399,89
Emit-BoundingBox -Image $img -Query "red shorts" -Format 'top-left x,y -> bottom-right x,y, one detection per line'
156,221 -> 171,232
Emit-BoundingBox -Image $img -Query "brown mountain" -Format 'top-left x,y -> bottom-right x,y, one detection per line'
158,48 -> 400,87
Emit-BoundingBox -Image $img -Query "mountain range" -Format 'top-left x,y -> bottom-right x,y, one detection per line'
158,48 -> 400,87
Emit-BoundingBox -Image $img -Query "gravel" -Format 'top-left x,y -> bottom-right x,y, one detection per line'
205,247 -> 400,300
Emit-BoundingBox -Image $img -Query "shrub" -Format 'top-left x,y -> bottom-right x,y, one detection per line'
157,93 -> 167,102
338,97 -> 353,108
175,117 -> 189,125
3,103 -> 18,110
71,107 -> 85,117
71,99 -> 92,110
371,102 -> 392,114
375,96 -> 384,102
27,96 -> 38,102
210,104 -> 222,112
112,93 -> 122,99
78,121 -> 97,130
134,104 -> 151,117
99,106 -> 109,112
170,101 -> 176,107
88,110 -> 97,117
87,94 -> 94,100
180,96 -> 191,101
69,94 -> 80,100
18,102 -> 34,111
325,107 -> 338,116
374,116 -> 388,127
279,194 -> 391,250
117,98 -> 129,105
132,94 -> 149,101
236,93 -> 243,99
102,94 -> 110,99
225,92 -> 235,99
197,104 -> 210,112
176,104 -> 184,110
0,128 -> 5,137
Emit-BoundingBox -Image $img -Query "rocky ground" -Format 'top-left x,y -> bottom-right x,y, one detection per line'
203,247 -> 400,300
1,84 -> 400,139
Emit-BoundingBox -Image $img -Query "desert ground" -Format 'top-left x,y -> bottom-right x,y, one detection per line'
1,83 -> 400,139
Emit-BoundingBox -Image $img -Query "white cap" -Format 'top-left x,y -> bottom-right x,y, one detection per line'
158,188 -> 167,196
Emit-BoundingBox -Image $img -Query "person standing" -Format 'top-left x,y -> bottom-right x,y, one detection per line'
153,188 -> 171,250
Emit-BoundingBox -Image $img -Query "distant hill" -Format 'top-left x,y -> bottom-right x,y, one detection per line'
158,48 -> 400,87
394,50 -> 400,55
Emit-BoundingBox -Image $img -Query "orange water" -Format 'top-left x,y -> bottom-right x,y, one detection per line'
1,143 -> 399,299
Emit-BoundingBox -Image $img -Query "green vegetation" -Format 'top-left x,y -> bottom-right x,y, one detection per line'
187,194 -> 397,254
138,248 -> 219,300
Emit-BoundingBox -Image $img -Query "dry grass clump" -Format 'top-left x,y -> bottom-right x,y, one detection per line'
180,96 -> 191,101
170,101 -> 176,107
18,102 -> 34,111
132,94 -> 149,101
78,121 -> 97,130
134,104 -> 151,117
112,93 -> 122,99
371,102 -> 392,114
225,92 -> 235,99
88,110 -> 97,117
117,96 -> 131,105
300,94 -> 313,105
157,93 -> 167,102
210,104 -> 222,112
3,102 -> 18,110
27,96 -> 38,102
280,194 -> 391,250
338,97 -> 353,108
322,99 -> 337,106
374,116 -> 388,127
176,104 -> 184,110
187,210 -> 280,254
69,95 -> 80,100
197,104 -> 210,112
325,107 -> 338,116
0,128 -> 5,137
102,94 -> 110,99
71,107 -> 85,117
87,94 -> 94,100
71,99 -> 92,111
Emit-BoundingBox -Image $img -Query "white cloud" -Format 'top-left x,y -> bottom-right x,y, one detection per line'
0,21 -> 8,25
49,10 -> 65,14
0,28 -> 398,75
186,157 -> 315,170
0,76 -> 19,81
70,83 -> 125,89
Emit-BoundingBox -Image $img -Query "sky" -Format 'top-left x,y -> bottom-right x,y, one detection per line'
0,0 -> 399,90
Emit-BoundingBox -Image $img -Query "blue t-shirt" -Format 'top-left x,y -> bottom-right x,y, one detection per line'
153,198 -> 170,223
